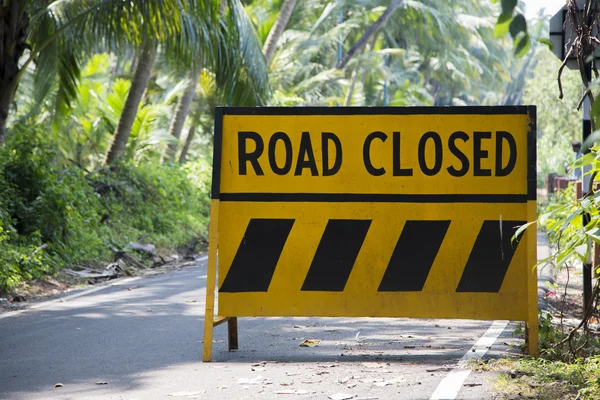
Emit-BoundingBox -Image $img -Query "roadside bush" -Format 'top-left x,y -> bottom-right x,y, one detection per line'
0,127 -> 211,292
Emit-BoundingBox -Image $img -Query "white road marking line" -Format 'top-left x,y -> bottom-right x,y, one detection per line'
0,255 -> 209,320
430,320 -> 508,400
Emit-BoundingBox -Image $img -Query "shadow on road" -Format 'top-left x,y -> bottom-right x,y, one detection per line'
0,265 -> 524,399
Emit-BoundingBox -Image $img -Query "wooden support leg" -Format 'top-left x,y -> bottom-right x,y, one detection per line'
228,317 -> 238,351
202,200 -> 220,362
527,200 -> 539,356
526,319 -> 539,356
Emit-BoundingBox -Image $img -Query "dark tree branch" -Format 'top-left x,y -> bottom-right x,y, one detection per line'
336,0 -> 402,69
558,45 -> 574,100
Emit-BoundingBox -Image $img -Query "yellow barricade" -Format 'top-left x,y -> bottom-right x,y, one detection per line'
203,106 -> 537,361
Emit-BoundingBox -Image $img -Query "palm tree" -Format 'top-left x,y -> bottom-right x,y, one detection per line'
262,0 -> 298,63
0,0 -> 203,145
257,0 -> 516,109
160,0 -> 269,164
104,42 -> 158,164
160,68 -> 201,163
336,0 -> 402,69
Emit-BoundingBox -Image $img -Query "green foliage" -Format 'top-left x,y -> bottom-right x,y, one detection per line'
493,355 -> 600,400
531,139 -> 600,280
523,50 -> 582,179
492,316 -> 600,399
538,184 -> 581,248
0,125 -> 210,292
492,0 -> 530,57
257,0 -> 524,107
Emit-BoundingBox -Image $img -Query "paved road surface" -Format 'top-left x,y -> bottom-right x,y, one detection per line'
0,256 -> 535,400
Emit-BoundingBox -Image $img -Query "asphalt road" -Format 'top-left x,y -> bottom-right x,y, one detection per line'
0,256 -> 535,400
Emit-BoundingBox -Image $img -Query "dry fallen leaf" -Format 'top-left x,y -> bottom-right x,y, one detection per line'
275,389 -> 310,395
317,363 -> 338,368
374,378 -> 405,387
238,376 -> 272,385
328,393 -> 353,400
426,367 -> 452,373
167,391 -> 205,397
299,339 -> 321,347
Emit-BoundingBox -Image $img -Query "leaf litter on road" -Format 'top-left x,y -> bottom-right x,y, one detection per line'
373,377 -> 405,387
328,393 -> 354,400
238,375 -> 273,385
299,339 -> 321,347
275,389 -> 311,395
167,391 -> 206,397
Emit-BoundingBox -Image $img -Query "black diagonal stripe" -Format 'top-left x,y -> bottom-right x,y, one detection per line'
219,218 -> 294,293
378,220 -> 450,292
301,219 -> 371,292
456,220 -> 525,293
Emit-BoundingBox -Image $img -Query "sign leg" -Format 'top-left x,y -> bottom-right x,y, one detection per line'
527,319 -> 539,356
203,200 -> 220,362
228,317 -> 238,351
527,201 -> 539,356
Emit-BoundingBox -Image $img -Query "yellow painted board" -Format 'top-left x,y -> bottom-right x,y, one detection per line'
220,113 -> 529,196
208,107 -> 537,330
217,202 -> 529,320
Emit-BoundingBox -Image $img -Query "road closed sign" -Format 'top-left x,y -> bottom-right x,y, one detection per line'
203,106 -> 537,361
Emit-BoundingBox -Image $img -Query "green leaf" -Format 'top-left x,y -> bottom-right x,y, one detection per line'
573,151 -> 595,169
512,220 -> 536,243
560,208 -> 583,231
575,243 -> 588,258
539,211 -> 554,227
514,33 -> 530,57
509,13 -> 527,39
586,227 -> 600,241
556,247 -> 576,267
501,0 -> 518,15
494,13 -> 513,37
538,38 -> 554,51
591,99 -> 600,120
582,129 -> 600,151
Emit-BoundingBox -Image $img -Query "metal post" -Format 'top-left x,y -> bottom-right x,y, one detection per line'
583,62 -> 593,311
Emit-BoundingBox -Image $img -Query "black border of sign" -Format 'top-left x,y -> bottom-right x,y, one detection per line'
210,107 -> 224,200
527,105 -> 537,201
210,106 -> 537,202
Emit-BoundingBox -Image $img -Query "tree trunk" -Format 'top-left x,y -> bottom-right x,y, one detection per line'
336,0 -> 402,69
262,0 -> 297,63
178,123 -> 197,164
0,0 -> 27,145
0,88 -> 12,145
161,69 -> 200,163
343,39 -> 371,106
104,43 -> 157,165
